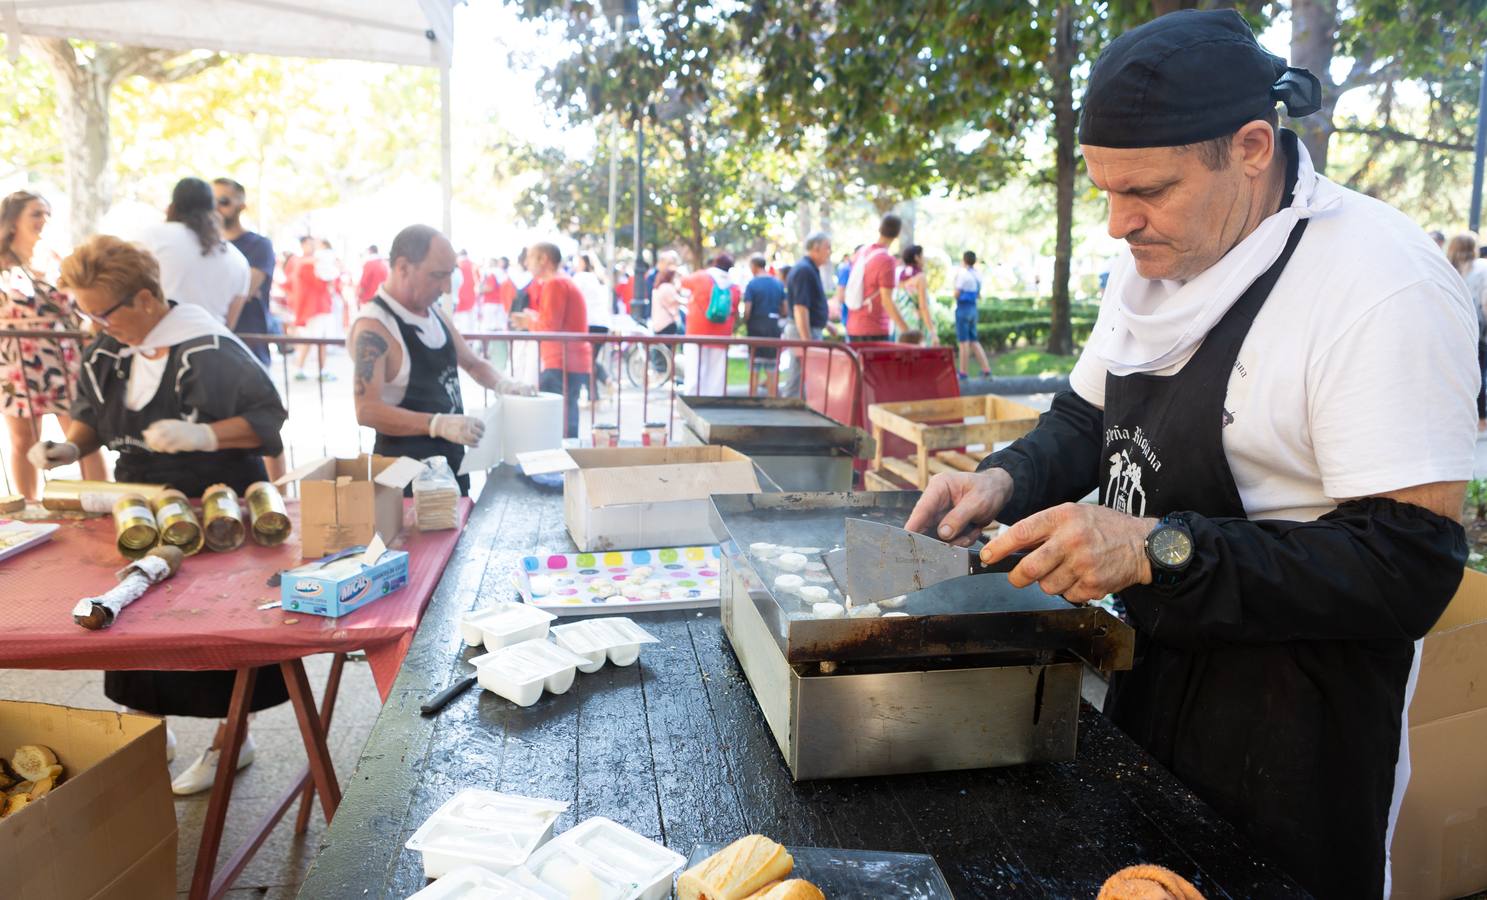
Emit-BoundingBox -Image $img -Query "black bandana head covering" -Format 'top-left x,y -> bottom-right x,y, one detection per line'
1078,9 -> 1322,149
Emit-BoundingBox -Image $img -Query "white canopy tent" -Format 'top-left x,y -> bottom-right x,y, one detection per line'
3,0 -> 458,234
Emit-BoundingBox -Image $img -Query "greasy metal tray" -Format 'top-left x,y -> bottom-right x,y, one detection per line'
710,491 -> 1134,671
677,396 -> 870,455
684,844 -> 954,899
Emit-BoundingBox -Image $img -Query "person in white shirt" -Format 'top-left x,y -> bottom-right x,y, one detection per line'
1446,232 -> 1487,430
572,251 -> 613,389
908,11 -> 1475,897
951,251 -> 991,377
135,177 -> 250,327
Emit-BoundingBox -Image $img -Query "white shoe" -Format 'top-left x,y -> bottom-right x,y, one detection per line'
164,725 -> 177,763
171,734 -> 255,796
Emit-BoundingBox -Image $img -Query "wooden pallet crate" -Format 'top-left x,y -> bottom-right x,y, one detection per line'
866,394 -> 1041,489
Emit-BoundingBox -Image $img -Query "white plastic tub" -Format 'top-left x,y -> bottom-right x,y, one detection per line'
550,618 -> 660,671
471,639 -> 589,706
520,816 -> 685,900
459,602 -> 557,650
404,790 -> 569,879
409,864 -> 563,899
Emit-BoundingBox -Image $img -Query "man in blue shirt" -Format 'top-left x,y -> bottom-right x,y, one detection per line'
213,178 -> 277,367
782,232 -> 833,397
741,255 -> 786,394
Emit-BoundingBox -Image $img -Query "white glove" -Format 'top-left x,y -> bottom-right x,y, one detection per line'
26,440 -> 79,470
142,419 -> 219,454
429,413 -> 485,446
496,375 -> 538,397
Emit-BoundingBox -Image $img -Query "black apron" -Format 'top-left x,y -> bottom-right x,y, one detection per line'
368,295 -> 470,496
98,344 -> 288,718
1101,218 -> 1411,898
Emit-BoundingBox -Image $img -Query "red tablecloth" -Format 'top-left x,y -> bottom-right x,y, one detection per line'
0,500 -> 470,700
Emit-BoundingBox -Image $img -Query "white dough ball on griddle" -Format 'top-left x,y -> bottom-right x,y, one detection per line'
878,595 -> 907,609
774,573 -> 805,593
775,552 -> 808,572
750,542 -> 781,559
849,602 -> 882,618
812,601 -> 846,619
883,611 -> 910,618
804,572 -> 834,584
798,585 -> 830,603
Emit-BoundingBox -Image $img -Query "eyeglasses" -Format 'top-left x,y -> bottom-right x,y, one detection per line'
72,296 -> 130,326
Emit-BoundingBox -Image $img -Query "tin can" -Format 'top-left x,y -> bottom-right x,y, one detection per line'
245,481 -> 291,547
591,424 -> 619,448
201,484 -> 246,552
149,488 -> 204,556
112,494 -> 159,560
642,422 -> 669,447
45,480 -> 166,514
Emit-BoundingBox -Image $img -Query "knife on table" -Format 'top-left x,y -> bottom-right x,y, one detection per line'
822,518 -> 1025,605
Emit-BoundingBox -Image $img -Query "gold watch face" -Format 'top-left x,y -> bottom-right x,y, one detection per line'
1150,527 -> 1193,568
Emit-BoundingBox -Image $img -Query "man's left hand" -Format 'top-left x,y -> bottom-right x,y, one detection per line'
497,375 -> 538,397
981,503 -> 1156,603
142,420 -> 219,454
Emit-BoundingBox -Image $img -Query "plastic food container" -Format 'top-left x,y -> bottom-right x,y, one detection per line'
471,639 -> 590,707
404,790 -> 569,879
519,817 -> 686,900
408,864 -> 564,899
550,618 -> 660,671
459,602 -> 558,650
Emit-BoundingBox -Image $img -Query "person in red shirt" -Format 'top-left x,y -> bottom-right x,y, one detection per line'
357,245 -> 389,306
681,253 -> 739,396
844,214 -> 909,343
454,249 -> 478,332
291,235 -> 333,379
515,242 -> 591,437
496,257 -> 518,313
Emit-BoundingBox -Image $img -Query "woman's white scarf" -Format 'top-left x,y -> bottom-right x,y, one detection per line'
1096,138 -> 1339,376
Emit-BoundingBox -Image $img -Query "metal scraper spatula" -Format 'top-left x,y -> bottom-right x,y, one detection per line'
823,518 -> 1023,605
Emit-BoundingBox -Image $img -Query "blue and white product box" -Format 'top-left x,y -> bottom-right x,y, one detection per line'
280,550 -> 410,617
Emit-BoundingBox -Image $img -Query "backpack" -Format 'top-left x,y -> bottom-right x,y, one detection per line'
844,245 -> 887,311
705,278 -> 733,324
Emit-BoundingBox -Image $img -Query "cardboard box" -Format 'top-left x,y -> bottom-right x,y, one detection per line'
282,549 -> 410,617
278,454 -> 422,558
520,446 -> 762,551
1392,567 -> 1487,899
0,701 -> 175,900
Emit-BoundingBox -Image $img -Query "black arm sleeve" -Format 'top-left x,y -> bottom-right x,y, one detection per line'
1125,497 -> 1466,646
977,389 -> 1104,524
181,341 -> 287,456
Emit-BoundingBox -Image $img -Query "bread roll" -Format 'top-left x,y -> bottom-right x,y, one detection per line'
11,745 -> 58,783
676,835 -> 795,900
744,880 -> 826,900
3,794 -> 29,817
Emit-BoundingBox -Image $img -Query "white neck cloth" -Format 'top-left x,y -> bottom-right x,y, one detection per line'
1096,135 -> 1339,376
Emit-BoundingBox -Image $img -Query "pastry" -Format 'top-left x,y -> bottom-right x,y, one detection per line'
773,574 -> 804,594
848,602 -> 881,618
676,835 -> 795,900
877,595 -> 907,609
797,586 -> 830,603
812,602 -> 845,620
10,745 -> 57,783
3,793 -> 29,817
744,880 -> 826,900
774,553 -> 808,573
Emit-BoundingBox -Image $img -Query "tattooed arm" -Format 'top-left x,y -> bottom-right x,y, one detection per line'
349,319 -> 435,436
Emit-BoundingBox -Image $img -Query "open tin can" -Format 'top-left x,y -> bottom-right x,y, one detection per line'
150,488 -> 204,556
201,484 -> 247,552
112,493 -> 159,560
246,481 -> 291,546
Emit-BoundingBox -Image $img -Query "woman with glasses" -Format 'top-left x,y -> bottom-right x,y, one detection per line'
28,235 -> 289,796
0,190 -> 107,498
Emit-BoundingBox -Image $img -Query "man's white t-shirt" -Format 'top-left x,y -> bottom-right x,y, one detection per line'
353,290 -> 454,407
573,270 -> 611,330
136,222 -> 250,324
1070,176 -> 1478,523
953,266 -> 981,297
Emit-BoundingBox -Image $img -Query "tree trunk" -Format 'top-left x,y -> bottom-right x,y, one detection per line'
32,39 -> 114,246
1289,0 -> 1338,172
1047,2 -> 1077,356
893,198 -> 917,249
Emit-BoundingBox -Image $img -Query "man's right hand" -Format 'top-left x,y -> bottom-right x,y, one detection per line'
429,413 -> 485,447
904,468 -> 1014,547
26,440 -> 80,470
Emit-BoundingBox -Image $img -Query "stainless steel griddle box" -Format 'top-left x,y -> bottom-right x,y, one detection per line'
710,491 -> 1135,781
676,397 -> 873,493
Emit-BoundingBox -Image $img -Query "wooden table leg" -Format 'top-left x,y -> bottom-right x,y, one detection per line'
189,666 -> 256,900
294,652 -> 347,833
280,658 -> 342,821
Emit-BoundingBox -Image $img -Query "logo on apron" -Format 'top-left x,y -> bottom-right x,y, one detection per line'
439,368 -> 462,412
1103,425 -> 1164,518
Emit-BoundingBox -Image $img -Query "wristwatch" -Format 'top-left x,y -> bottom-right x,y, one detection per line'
1144,513 -> 1194,586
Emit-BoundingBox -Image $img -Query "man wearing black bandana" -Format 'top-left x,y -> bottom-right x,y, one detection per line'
906,10 -> 1476,897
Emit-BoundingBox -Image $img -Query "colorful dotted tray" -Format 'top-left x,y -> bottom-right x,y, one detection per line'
513,546 -> 723,616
